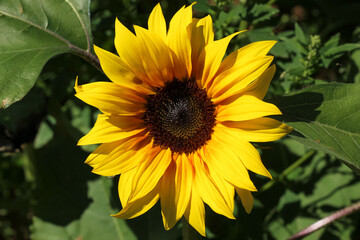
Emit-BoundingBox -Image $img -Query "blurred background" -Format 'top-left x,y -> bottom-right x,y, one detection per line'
1,0 -> 360,239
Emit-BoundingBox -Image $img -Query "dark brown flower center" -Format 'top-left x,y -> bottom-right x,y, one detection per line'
144,79 -> 216,154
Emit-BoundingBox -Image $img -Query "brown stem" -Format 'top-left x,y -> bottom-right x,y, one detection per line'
288,201 -> 360,240
69,45 -> 103,73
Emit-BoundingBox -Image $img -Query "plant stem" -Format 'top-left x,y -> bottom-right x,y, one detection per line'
260,149 -> 316,192
288,201 -> 360,240
182,218 -> 202,240
70,45 -> 103,73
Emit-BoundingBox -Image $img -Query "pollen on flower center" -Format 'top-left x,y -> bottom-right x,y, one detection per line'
144,79 -> 216,154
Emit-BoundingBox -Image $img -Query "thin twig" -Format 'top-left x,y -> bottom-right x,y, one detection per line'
288,201 -> 360,240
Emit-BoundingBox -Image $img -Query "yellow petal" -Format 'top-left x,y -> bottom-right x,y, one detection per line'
216,95 -> 282,122
190,15 -> 214,78
193,153 -> 235,219
235,188 -> 254,214
148,3 -> 167,42
216,41 -> 276,75
129,148 -> 172,202
85,135 -> 146,166
134,26 -> 174,84
203,154 -> 236,212
167,4 -> 194,79
221,117 -> 293,142
76,80 -> 146,104
114,18 -> 149,82
208,41 -> 276,102
75,82 -> 145,116
78,114 -> 146,146
118,167 -> 138,207
113,181 -> 160,219
213,64 -> 276,105
209,56 -> 273,101
160,154 -> 193,230
93,45 -> 153,95
243,64 -> 276,100
89,137 -> 152,176
184,185 -> 206,236
213,125 -> 272,179
197,31 -> 245,89
203,133 -> 257,190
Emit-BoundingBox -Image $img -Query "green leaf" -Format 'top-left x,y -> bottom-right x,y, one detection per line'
294,22 -> 309,45
247,27 -> 277,42
33,115 -> 56,149
250,4 -> 279,25
273,83 -> 360,173
0,0 -> 93,108
325,43 -> 360,56
319,33 -> 340,55
191,0 -> 210,13
281,37 -> 307,55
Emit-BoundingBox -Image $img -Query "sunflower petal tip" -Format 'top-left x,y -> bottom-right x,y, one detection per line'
245,208 -> 252,214
93,44 -> 99,52
74,77 -> 85,95
268,40 -> 278,45
77,138 -> 85,146
74,76 -> 79,91
111,212 -> 121,218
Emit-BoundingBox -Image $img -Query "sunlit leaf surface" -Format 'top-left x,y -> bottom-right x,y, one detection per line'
274,83 -> 360,173
0,0 -> 92,108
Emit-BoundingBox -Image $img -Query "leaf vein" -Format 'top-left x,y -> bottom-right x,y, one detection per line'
64,0 -> 91,51
321,125 -> 352,159
286,114 -> 360,138
334,108 -> 360,128
0,10 -> 73,49
1,46 -> 69,54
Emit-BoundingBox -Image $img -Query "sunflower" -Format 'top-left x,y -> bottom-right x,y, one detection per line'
75,3 -> 292,236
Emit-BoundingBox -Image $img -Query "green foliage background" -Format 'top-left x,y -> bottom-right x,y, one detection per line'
1,0 -> 360,239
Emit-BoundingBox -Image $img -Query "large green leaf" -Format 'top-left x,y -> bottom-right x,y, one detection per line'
273,83 -> 360,173
0,0 -> 92,108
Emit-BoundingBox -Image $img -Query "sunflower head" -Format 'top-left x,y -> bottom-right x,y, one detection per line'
144,78 -> 216,154
75,3 -> 292,236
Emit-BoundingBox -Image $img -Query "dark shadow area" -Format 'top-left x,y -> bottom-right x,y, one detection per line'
280,201 -> 301,223
270,91 -> 323,123
125,202 -> 182,240
0,87 -> 46,152
111,175 -> 182,240
32,112 -> 98,226
205,204 -> 237,239
110,175 -> 121,210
